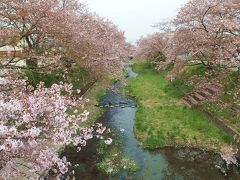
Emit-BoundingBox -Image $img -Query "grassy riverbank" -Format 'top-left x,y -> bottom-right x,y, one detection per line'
82,81 -> 108,125
24,65 -> 117,126
171,63 -> 240,134
127,61 -> 232,151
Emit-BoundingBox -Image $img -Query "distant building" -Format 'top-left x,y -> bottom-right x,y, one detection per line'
0,28 -> 25,56
0,45 -> 24,56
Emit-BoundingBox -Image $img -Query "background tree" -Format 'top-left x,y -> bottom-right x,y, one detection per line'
172,0 -> 240,68
135,32 -> 172,70
0,0 -> 131,77
135,0 -> 240,71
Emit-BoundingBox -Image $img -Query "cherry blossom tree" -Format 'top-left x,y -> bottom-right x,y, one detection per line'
0,0 -> 84,67
0,74 -> 110,179
172,0 -> 240,68
0,0 -> 126,178
0,0 -> 130,76
62,13 -> 131,76
135,0 -> 239,72
135,32 -> 173,70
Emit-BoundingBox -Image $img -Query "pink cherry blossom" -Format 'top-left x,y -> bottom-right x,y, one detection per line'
0,76 -> 108,178
136,0 -> 240,69
0,0 -> 132,77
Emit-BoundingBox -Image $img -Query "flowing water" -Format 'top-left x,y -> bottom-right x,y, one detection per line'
63,66 -> 240,180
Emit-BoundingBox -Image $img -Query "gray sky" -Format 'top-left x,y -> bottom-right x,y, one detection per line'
84,0 -> 189,43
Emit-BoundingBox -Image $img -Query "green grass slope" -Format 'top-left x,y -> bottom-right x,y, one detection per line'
127,62 -> 232,151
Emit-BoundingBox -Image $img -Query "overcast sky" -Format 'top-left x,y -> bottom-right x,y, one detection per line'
84,0 -> 189,43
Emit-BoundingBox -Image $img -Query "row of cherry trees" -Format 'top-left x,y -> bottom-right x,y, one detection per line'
0,0 -> 130,179
135,0 -> 240,70
0,0 -> 132,75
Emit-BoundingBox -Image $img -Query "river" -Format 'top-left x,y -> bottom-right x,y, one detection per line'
63,66 -> 240,180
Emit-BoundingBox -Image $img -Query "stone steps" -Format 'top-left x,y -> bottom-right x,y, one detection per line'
198,90 -> 213,99
183,81 -> 240,145
183,81 -> 224,107
192,93 -> 205,101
